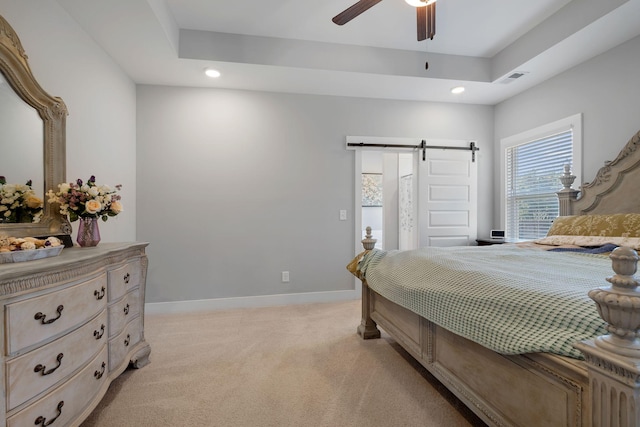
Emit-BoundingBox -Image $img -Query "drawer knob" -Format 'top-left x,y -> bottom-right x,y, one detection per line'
34,353 -> 64,376
94,324 -> 105,340
124,333 -> 131,347
34,305 -> 64,325
123,272 -> 130,284
124,303 -> 130,315
94,286 -> 106,300
34,400 -> 64,426
94,362 -> 106,380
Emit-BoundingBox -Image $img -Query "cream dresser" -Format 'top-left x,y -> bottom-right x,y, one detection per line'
0,243 -> 150,427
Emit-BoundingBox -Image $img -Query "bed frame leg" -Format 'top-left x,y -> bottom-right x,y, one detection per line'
357,227 -> 381,339
357,280 -> 381,339
575,247 -> 640,426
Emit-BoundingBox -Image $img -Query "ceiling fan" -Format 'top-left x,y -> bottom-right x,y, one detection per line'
332,0 -> 436,41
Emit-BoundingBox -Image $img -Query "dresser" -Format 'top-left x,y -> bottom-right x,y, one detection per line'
0,243 -> 150,427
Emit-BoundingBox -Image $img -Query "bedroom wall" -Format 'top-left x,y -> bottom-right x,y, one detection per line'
0,1 -> 137,242
494,34 -> 640,227
136,86 -> 494,304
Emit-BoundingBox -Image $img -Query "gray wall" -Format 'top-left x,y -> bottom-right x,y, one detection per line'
494,34 -> 640,227
0,0 -> 138,243
136,86 -> 494,303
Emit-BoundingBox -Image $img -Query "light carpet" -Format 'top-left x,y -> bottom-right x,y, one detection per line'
81,300 -> 486,427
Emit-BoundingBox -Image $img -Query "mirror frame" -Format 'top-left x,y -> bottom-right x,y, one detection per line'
0,14 -> 71,241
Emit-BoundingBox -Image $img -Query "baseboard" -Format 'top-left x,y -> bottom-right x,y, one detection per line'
145,289 -> 359,315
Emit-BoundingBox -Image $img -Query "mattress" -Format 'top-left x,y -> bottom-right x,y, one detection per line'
356,245 -> 610,359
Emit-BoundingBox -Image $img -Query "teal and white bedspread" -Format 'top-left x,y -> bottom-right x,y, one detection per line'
358,245 -> 610,359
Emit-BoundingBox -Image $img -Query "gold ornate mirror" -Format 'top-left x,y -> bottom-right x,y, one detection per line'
0,14 -> 71,243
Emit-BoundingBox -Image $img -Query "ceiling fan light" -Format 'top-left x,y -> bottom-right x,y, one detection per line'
405,0 -> 436,7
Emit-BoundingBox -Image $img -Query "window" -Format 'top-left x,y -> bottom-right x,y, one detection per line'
501,115 -> 582,241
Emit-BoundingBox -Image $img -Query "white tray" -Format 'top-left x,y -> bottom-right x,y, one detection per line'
0,246 -> 64,264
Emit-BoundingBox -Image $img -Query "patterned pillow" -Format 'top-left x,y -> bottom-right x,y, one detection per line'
535,234 -> 640,249
547,213 -> 640,237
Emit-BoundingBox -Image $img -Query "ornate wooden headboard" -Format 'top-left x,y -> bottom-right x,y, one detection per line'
558,129 -> 640,216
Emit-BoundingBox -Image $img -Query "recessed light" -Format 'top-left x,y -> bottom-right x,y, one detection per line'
204,68 -> 221,78
451,86 -> 465,94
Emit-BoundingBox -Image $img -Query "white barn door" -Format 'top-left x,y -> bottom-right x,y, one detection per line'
418,149 -> 477,247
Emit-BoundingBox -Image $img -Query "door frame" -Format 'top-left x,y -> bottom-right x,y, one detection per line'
350,136 -> 477,255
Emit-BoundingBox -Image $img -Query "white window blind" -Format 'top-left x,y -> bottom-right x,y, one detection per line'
505,130 -> 573,240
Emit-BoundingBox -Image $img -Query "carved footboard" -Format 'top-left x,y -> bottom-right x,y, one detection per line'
356,232 -> 640,426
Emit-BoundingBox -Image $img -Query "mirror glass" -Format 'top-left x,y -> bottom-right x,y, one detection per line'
0,13 -> 70,242
0,71 -> 44,223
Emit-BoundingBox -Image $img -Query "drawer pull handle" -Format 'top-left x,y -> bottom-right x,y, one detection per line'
124,334 -> 131,347
94,324 -> 105,340
124,303 -> 130,315
94,362 -> 106,379
94,286 -> 106,300
124,272 -> 130,284
34,400 -> 64,426
34,305 -> 64,324
34,353 -> 64,376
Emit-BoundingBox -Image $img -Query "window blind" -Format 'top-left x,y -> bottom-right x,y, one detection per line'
506,130 -> 573,240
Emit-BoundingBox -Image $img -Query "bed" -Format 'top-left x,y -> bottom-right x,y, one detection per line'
350,130 -> 640,427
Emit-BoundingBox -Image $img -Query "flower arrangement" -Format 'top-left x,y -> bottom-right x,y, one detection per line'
47,175 -> 123,222
0,176 -> 44,223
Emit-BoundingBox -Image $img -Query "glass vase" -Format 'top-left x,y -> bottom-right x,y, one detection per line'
77,217 -> 101,247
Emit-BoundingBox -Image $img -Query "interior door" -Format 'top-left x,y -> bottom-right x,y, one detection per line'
418,149 -> 477,247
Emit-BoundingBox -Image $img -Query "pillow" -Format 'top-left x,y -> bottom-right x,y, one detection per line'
546,213 -> 640,237
534,234 -> 640,250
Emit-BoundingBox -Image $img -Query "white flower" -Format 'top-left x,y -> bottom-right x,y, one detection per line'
85,200 -> 102,214
47,176 -> 122,222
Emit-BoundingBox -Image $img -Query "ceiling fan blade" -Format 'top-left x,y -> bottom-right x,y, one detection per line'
417,7 -> 426,41
332,0 -> 383,25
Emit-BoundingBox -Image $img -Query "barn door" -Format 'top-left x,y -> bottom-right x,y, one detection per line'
418,148 -> 477,247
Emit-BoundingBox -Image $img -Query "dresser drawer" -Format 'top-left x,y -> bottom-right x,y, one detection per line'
7,346 -> 108,427
6,310 -> 108,410
107,260 -> 141,302
108,289 -> 141,338
109,317 -> 142,371
5,274 -> 108,355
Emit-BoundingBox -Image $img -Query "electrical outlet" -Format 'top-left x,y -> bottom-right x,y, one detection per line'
339,210 -> 347,221
282,271 -> 290,283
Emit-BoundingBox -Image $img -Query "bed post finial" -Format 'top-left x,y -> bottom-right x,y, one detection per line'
557,164 -> 580,216
362,226 -> 377,250
575,247 -> 640,426
589,247 -> 640,357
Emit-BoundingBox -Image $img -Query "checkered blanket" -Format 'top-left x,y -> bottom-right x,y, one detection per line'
358,246 -> 610,359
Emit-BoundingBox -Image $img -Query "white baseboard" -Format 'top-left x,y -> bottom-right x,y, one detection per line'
145,289 -> 360,315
